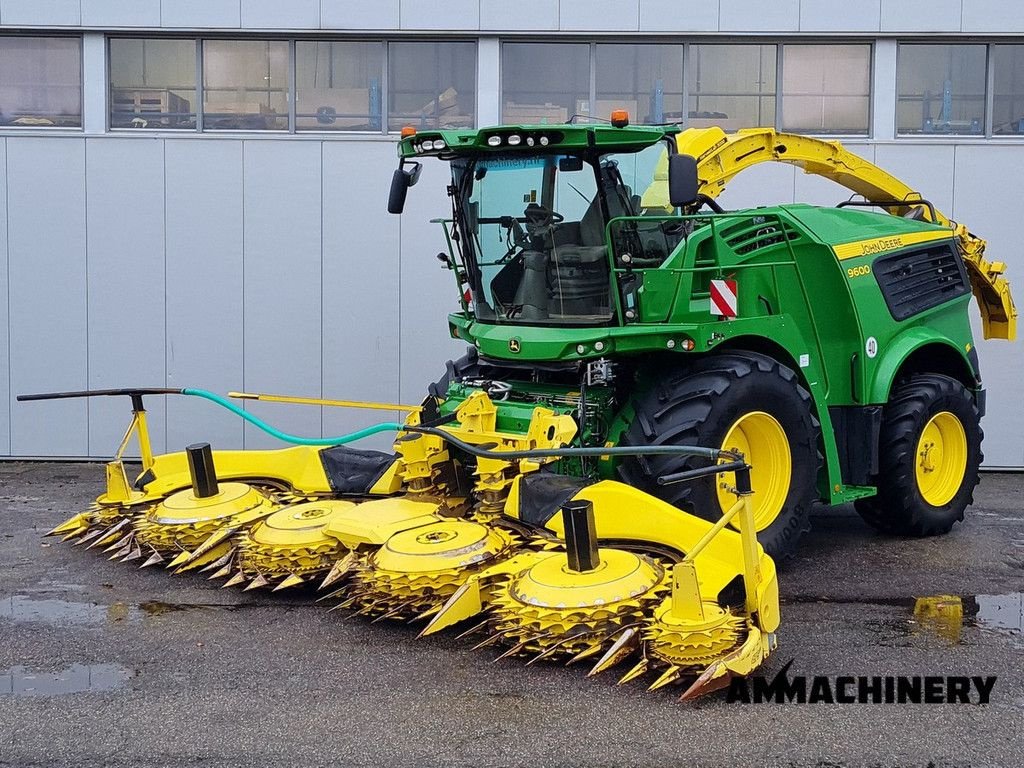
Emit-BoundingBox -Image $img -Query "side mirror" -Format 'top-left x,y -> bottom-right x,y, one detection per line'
387,161 -> 422,214
667,154 -> 699,209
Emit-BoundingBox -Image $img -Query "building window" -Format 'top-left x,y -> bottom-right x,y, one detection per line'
502,41 -> 872,135
782,44 -> 870,135
388,41 -> 476,131
106,37 -> 476,134
502,42 -> 590,124
0,35 -> 82,128
688,44 -> 777,129
993,44 -> 1024,135
897,44 -> 987,135
296,41 -> 383,131
109,38 -> 197,129
203,39 -> 289,131
595,44 -> 684,124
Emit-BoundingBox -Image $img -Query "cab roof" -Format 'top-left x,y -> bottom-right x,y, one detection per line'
397,123 -> 676,159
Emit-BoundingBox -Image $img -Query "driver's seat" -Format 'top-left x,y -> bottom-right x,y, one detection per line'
546,178 -> 624,316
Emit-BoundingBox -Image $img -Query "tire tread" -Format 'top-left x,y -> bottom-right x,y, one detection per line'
855,373 -> 982,537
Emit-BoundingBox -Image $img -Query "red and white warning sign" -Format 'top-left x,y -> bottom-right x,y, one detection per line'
710,278 -> 738,318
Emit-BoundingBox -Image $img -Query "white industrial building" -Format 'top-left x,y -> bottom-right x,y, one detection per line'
0,0 -> 1021,466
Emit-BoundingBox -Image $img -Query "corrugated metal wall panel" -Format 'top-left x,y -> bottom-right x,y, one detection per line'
241,140 -> 324,449
0,139 -> 8,455
321,141 -> 402,451
84,137 -> 167,456
6,138 -> 88,456
395,156 -> 464,406
952,144 -> 1024,467
164,139 -> 246,452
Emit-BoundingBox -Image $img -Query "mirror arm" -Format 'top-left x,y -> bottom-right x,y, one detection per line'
693,194 -> 725,214
387,159 -> 423,215
404,159 -> 422,187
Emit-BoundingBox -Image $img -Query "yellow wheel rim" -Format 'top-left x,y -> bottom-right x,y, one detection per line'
716,411 -> 792,532
915,411 -> 967,507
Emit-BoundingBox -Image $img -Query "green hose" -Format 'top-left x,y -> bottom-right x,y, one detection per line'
182,388 -> 404,447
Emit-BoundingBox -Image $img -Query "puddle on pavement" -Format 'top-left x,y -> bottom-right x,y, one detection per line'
972,593 -> 1024,633
0,663 -> 133,696
785,592 -> 1023,646
0,595 -> 116,625
912,593 -> 1023,644
1,595 -> 238,626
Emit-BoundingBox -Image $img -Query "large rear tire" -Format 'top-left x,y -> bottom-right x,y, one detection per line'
855,373 -> 981,536
618,351 -> 821,562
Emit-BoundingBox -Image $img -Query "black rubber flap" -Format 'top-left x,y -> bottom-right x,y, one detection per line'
518,472 -> 594,527
319,446 -> 397,494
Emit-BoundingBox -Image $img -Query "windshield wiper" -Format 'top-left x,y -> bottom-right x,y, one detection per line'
566,181 -> 591,205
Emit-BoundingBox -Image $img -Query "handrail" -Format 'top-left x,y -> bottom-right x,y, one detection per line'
605,210 -> 803,325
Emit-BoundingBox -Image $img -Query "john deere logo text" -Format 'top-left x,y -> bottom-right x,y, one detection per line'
727,660 -> 996,704
508,338 -> 521,353
859,236 -> 904,256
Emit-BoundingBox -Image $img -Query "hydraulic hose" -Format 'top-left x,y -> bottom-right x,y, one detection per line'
17,387 -> 745,475
182,393 -> 743,475
180,388 -> 405,446
402,424 -> 740,464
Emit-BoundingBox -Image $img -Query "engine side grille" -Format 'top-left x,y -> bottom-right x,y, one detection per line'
720,218 -> 800,256
872,243 -> 970,321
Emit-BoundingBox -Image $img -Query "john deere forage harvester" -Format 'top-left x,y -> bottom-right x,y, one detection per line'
23,116 -> 1016,699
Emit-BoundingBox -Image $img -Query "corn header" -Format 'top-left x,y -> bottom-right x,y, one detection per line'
22,116 -> 1016,699
27,386 -> 778,700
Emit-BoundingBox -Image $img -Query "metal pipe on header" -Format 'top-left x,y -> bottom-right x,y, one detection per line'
561,499 -> 600,573
186,442 -> 219,499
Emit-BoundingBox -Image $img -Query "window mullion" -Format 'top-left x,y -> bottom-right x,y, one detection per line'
985,43 -> 995,137
196,39 -> 204,132
682,42 -> 690,129
381,40 -> 389,135
589,42 -> 597,120
104,35 -> 111,132
775,44 -> 784,131
81,32 -> 106,133
288,39 -> 297,134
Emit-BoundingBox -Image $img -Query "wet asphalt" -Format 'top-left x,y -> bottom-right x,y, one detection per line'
0,462 -> 1021,768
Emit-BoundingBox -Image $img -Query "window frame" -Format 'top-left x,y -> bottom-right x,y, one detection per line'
593,42 -> 686,124
385,39 -> 479,134
499,40 -> 593,124
985,42 -> 1024,138
293,39 -> 386,133
105,34 -> 478,135
499,38 -> 874,139
778,42 -> 874,137
200,38 -> 292,133
687,41 -> 780,132
107,36 -> 199,132
895,40 -> 991,139
0,33 -> 84,131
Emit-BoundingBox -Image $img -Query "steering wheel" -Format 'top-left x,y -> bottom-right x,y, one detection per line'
523,203 -> 564,235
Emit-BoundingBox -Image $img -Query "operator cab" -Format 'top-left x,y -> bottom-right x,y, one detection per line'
451,142 -> 685,326
453,154 -> 624,324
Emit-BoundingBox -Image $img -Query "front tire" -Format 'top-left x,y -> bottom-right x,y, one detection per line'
618,351 -> 821,562
855,373 -> 981,536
